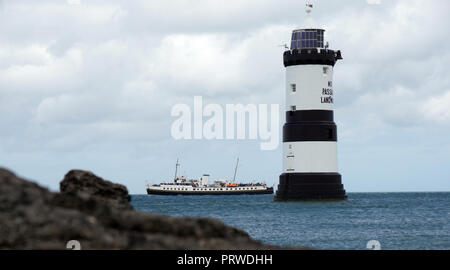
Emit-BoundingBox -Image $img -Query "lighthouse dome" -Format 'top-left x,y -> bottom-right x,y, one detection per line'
290,28 -> 325,50
290,2 -> 325,50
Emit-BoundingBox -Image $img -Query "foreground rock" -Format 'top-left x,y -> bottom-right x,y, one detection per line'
0,167 -> 305,250
60,170 -> 132,210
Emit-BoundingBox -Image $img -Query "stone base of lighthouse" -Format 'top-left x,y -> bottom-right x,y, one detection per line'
275,173 -> 347,201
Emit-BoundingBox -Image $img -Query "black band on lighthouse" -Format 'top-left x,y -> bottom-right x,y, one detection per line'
276,173 -> 347,201
283,49 -> 342,67
286,110 -> 334,123
283,122 -> 337,142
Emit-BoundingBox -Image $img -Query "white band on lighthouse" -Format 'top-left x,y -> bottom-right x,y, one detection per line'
283,142 -> 338,173
286,64 -> 334,111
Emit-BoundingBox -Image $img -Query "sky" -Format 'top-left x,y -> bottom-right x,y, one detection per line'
1,0 -> 450,194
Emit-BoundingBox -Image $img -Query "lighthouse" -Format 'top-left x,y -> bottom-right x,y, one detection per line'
275,2 -> 347,201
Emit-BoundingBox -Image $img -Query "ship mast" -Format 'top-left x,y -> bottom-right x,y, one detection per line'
232,158 -> 239,183
174,158 -> 179,181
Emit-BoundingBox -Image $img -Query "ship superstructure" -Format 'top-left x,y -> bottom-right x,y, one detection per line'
146,159 -> 273,196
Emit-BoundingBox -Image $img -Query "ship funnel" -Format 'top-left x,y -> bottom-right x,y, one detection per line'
201,174 -> 210,186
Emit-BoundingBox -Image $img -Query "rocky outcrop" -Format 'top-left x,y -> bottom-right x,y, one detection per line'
0,167 -> 303,250
60,170 -> 132,210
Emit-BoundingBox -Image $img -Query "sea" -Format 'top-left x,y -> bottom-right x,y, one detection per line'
131,192 -> 450,250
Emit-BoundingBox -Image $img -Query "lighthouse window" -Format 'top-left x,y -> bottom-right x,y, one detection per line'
290,84 -> 296,92
291,105 -> 296,111
328,129 -> 334,139
323,67 -> 328,75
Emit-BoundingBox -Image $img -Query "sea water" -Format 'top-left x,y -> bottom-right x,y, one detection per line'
131,192 -> 450,250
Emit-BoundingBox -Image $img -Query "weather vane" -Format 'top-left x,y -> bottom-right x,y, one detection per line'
306,0 -> 313,15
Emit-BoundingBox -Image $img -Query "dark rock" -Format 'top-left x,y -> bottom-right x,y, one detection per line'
60,170 -> 132,210
0,167 -> 307,250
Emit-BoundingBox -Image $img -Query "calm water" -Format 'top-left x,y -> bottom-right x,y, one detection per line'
131,193 -> 450,250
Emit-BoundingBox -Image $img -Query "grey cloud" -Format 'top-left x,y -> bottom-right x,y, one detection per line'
1,0 -> 450,192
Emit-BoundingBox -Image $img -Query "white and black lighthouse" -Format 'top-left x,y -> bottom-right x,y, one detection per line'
275,3 -> 347,201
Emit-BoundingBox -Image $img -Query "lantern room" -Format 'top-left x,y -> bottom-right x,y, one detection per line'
290,29 -> 325,50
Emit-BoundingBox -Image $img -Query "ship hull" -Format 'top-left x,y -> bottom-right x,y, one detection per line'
147,187 -> 274,196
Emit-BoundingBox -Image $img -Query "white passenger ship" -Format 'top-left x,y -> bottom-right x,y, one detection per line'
146,159 -> 273,196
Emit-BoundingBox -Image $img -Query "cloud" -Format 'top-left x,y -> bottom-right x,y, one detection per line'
421,91 -> 450,124
148,25 -> 288,99
0,0 -> 450,192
